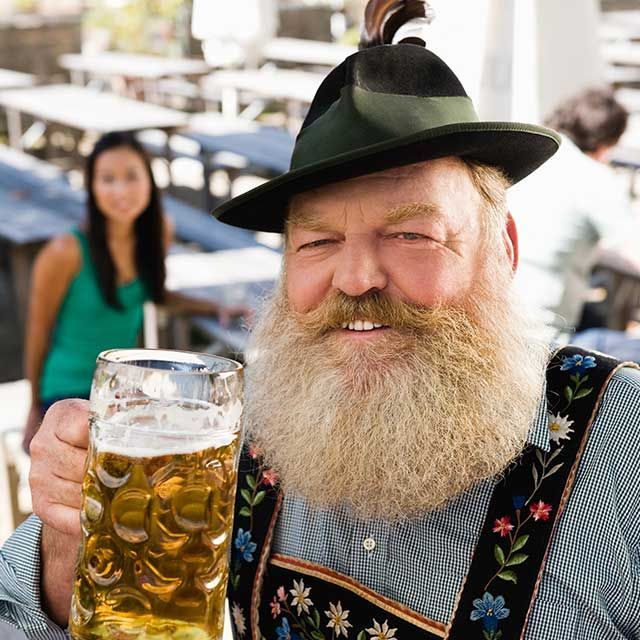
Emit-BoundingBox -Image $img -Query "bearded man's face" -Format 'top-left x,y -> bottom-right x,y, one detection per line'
243,158 -> 548,521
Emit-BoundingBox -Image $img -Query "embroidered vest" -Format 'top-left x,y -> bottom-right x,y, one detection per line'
227,347 -> 632,640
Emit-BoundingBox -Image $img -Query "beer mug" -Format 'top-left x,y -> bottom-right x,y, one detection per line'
70,349 -> 243,640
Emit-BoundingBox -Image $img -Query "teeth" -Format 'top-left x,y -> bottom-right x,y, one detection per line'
343,320 -> 386,332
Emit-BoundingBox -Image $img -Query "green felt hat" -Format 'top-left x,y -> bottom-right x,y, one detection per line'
213,44 -> 561,233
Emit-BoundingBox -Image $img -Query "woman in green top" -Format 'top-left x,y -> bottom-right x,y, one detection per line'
22,131 -> 246,450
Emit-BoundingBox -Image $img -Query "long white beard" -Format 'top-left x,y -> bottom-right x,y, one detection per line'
243,261 -> 548,521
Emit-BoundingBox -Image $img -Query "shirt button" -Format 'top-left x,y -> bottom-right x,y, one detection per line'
363,537 -> 376,551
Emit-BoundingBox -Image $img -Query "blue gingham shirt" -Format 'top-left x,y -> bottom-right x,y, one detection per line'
2,368 -> 640,639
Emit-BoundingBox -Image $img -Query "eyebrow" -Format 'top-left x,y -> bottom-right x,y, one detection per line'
289,202 -> 445,234
384,202 -> 444,225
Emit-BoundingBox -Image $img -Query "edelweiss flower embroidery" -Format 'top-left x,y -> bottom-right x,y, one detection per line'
231,602 -> 246,637
547,413 -> 574,442
366,619 -> 397,639
325,601 -> 353,637
290,579 -> 313,615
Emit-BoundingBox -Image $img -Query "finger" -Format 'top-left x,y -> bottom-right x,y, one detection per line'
49,475 -> 83,510
48,399 -> 91,449
41,503 -> 82,538
30,429 -> 88,484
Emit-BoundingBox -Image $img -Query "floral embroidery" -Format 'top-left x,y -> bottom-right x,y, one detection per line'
235,529 -> 257,562
529,500 -> 552,522
290,578 -> 313,615
325,601 -> 353,637
276,617 -> 301,640
560,354 -> 596,374
248,443 -> 263,459
365,619 -> 397,639
469,352 -> 598,637
547,413 -> 574,442
229,450 -> 276,589
262,468 -> 279,486
231,602 -> 247,637
470,593 -> 509,639
270,581 -> 324,639
492,516 -> 514,538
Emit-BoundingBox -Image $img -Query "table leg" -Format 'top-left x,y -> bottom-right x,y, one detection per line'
6,109 -> 22,149
222,88 -> 239,118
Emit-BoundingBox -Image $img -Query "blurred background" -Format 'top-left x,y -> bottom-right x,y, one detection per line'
2,2 -> 640,630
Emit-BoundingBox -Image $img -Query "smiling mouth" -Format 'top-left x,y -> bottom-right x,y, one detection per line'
340,320 -> 388,332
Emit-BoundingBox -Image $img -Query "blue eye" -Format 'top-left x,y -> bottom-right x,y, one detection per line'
391,232 -> 426,241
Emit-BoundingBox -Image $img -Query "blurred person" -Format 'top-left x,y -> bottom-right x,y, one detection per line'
509,86 -> 638,337
2,4 -> 640,640
21,131 -> 247,451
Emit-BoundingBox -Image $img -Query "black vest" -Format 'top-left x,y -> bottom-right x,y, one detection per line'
227,347 -> 631,640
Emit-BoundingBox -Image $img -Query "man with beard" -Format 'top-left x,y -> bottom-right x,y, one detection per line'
2,7 -> 640,640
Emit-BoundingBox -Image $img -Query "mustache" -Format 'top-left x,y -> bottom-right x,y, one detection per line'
292,291 -> 470,335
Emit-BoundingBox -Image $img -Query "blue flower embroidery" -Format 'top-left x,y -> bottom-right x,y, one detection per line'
234,528 -> 257,562
512,495 -> 526,510
560,354 -> 596,375
470,592 -> 510,632
276,617 -> 300,640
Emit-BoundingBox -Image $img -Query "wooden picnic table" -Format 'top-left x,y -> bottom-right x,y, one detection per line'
200,68 -> 325,118
0,84 -> 189,149
59,52 -> 210,84
0,69 -> 34,91
602,41 -> 640,67
139,113 -> 294,208
261,38 -> 356,68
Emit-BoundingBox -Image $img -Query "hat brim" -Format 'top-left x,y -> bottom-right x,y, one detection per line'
213,121 -> 561,233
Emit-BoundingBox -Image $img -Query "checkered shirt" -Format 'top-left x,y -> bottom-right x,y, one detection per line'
1,368 -> 639,639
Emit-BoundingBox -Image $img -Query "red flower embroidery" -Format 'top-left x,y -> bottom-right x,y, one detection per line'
262,468 -> 279,486
529,500 -> 552,522
492,516 -> 514,537
248,443 -> 262,459
270,596 -> 281,618
277,586 -> 287,602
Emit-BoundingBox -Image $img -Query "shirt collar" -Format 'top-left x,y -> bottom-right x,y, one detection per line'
527,379 -> 550,452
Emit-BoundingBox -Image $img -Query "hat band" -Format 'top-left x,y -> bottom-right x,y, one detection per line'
291,87 -> 479,170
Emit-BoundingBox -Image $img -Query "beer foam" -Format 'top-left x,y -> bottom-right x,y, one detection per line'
92,399 -> 242,457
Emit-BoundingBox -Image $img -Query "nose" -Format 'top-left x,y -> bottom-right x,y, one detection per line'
331,235 -> 388,297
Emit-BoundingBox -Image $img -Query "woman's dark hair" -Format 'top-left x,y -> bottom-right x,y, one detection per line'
86,131 -> 166,310
545,87 -> 628,153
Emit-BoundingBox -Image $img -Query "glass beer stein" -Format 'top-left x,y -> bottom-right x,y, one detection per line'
70,349 -> 243,640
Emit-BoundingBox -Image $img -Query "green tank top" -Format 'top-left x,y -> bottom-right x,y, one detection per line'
39,229 -> 148,401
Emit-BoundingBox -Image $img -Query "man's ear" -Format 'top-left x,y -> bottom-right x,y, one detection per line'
503,212 -> 519,272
